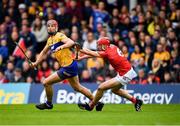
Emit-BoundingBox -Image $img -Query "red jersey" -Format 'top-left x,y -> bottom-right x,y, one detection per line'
98,45 -> 131,76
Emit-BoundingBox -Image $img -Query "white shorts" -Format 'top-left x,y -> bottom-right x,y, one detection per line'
114,67 -> 137,85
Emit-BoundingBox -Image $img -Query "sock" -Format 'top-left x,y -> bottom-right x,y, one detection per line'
46,101 -> 52,105
89,101 -> 95,109
130,97 -> 137,104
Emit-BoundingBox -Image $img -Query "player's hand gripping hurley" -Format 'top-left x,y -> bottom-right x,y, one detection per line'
74,42 -> 81,60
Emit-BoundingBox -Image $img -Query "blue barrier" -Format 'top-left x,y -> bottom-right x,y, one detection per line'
0,83 -> 31,104
1,83 -> 180,104
28,83 -> 180,104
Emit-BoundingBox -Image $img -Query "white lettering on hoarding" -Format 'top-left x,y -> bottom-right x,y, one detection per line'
40,89 -> 174,104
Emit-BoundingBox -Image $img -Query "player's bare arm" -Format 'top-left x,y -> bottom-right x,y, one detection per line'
31,44 -> 49,68
76,54 -> 93,61
80,48 -> 101,57
55,37 -> 75,52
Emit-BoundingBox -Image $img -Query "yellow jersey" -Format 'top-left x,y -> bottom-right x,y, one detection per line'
47,32 -> 73,67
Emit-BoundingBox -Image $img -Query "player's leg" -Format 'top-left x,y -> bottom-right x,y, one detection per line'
111,73 -> 143,111
36,72 -> 62,110
111,87 -> 143,111
67,75 -> 94,100
111,86 -> 137,103
68,76 -> 105,111
81,78 -> 120,111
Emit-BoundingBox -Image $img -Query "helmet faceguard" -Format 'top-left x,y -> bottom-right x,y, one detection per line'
47,20 -> 58,35
97,37 -> 110,50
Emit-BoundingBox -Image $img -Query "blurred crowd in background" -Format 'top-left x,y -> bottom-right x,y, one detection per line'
0,0 -> 179,84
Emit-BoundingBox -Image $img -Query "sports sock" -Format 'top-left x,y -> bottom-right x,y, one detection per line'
46,101 -> 52,106
89,101 -> 95,109
130,97 -> 137,104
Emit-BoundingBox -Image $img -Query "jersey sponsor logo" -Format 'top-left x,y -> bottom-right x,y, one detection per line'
50,42 -> 63,51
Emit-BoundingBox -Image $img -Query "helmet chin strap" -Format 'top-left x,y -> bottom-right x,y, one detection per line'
48,31 -> 57,35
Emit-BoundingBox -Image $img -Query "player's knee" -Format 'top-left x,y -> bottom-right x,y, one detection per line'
42,79 -> 49,87
98,86 -> 105,91
111,89 -> 118,94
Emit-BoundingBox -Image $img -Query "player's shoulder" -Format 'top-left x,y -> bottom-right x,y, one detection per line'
56,32 -> 66,37
108,44 -> 117,50
47,36 -> 51,42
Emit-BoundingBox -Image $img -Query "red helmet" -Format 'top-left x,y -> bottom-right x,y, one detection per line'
97,37 -> 110,46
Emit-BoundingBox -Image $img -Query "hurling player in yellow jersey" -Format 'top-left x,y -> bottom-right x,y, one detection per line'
31,20 -> 104,110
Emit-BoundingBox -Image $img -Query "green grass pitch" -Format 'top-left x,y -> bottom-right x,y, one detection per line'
0,104 -> 180,125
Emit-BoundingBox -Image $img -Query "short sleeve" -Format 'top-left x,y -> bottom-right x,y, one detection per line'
98,51 -> 107,58
58,33 -> 67,41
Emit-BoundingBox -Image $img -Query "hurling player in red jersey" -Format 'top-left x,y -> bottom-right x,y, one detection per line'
78,37 -> 143,111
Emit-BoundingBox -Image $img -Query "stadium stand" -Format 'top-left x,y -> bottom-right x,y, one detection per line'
0,0 -> 179,84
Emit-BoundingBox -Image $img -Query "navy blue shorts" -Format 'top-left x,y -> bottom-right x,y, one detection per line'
57,60 -> 78,80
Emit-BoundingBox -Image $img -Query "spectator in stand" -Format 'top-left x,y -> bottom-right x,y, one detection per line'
89,1 -> 110,32
12,68 -> 25,82
170,50 -> 180,82
105,64 -> 117,80
0,55 -> 3,69
0,70 -> 9,83
113,33 -> 122,46
0,23 -> 8,41
66,0 -> 82,20
57,4 -> 71,30
151,59 -> 164,82
151,30 -> 160,46
171,41 -> 179,55
70,32 -> 82,45
81,69 -> 93,83
119,5 -> 129,23
4,61 -> 14,82
82,0 -> 93,24
22,61 -> 36,81
0,39 -> 9,62
19,24 -> 37,53
4,15 -> 16,33
7,31 -> 19,55
31,17 -> 48,53
109,17 -> 121,35
52,61 -> 60,72
135,57 -> 149,75
138,32 -> 146,51
26,76 -> 35,84
87,57 -> 104,71
144,46 -> 154,69
130,45 -> 144,67
90,59 -> 105,81
83,31 -> 97,50
132,69 -> 148,85
163,71 -> 174,83
37,60 -> 52,83
121,45 -> 130,59
153,43 -> 170,70
128,37 -> 137,54
28,1 -> 43,17
147,71 -> 160,84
